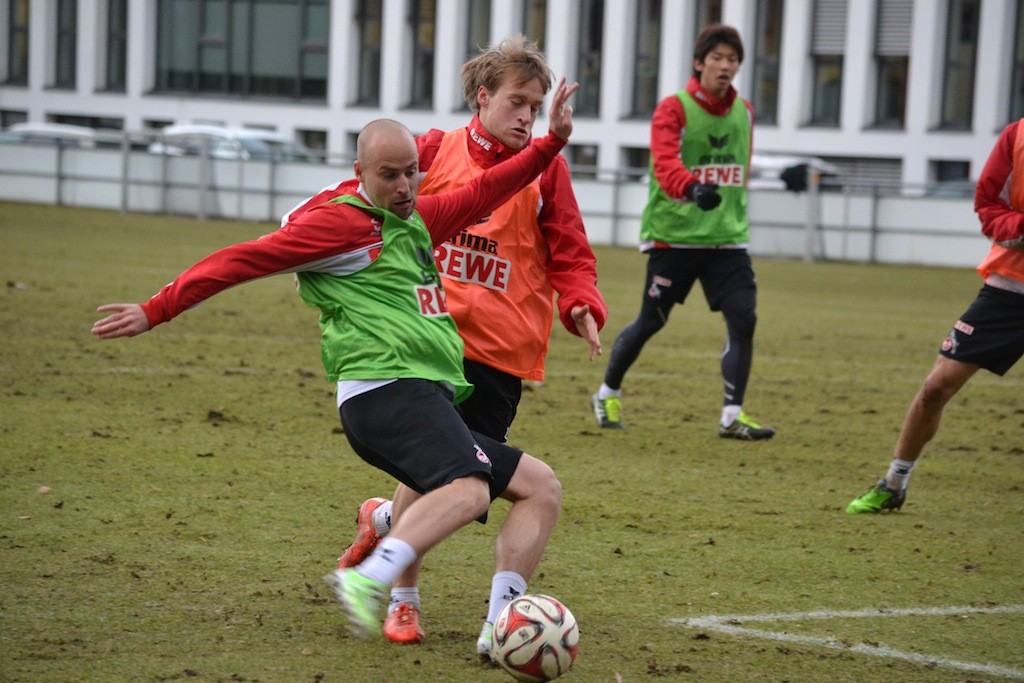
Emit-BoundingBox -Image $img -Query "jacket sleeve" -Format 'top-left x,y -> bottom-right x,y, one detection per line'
538,155 -> 608,334
418,133 -> 567,244
650,94 -> 696,199
975,122 -> 1024,244
141,203 -> 370,328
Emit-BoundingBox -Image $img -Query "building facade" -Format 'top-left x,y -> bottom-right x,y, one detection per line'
1,0 -> 1022,189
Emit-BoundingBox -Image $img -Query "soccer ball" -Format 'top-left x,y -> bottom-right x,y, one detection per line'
492,594 -> 579,682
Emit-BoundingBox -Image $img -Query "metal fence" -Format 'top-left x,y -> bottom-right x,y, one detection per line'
0,139 -> 986,269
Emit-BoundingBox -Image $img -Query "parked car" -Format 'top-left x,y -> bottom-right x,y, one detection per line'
0,122 -> 150,150
147,124 -> 321,163
748,153 -> 841,192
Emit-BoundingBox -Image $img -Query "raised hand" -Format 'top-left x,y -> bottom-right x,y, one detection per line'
91,303 -> 150,339
548,77 -> 580,141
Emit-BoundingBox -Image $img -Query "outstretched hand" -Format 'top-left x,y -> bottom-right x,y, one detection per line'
91,303 -> 150,339
548,77 -> 580,141
571,304 -> 602,361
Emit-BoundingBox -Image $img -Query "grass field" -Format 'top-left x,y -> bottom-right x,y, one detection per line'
1,201 -> 1022,683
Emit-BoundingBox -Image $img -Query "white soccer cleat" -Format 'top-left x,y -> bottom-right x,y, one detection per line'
476,621 -> 497,665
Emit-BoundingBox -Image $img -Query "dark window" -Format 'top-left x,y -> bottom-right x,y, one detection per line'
1,109 -> 29,128
873,0 -> 910,128
934,159 -> 970,181
621,146 -> 650,180
406,0 -> 436,109
808,0 -> 846,127
629,0 -> 661,118
54,0 -> 78,89
155,0 -> 328,101
575,0 -> 604,116
5,0 -> 30,84
50,114 -> 124,129
143,118 -> 174,130
353,0 -> 382,106
105,0 -> 128,91
752,0 -> 783,126
694,0 -> 722,34
565,143 -> 599,179
1010,0 -> 1024,122
297,128 -> 327,160
465,0 -> 490,59
521,0 -> 546,50
939,0 -> 979,130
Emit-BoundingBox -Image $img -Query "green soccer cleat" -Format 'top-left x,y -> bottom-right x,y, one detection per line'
591,394 -> 624,429
718,411 -> 775,440
324,568 -> 386,638
846,480 -> 907,514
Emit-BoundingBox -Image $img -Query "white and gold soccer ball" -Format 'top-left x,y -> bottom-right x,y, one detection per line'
492,594 -> 580,682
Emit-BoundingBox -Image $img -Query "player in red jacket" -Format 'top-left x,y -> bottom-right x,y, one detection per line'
847,119 -> 1024,513
284,37 -> 606,656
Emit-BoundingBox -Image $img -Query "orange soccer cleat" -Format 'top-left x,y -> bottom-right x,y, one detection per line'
383,602 -> 425,644
337,497 -> 388,569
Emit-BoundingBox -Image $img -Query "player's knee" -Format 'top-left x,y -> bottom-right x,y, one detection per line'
637,312 -> 668,337
451,474 -> 492,519
727,308 -> 757,339
529,458 -> 563,511
507,456 -> 562,511
917,375 -> 958,409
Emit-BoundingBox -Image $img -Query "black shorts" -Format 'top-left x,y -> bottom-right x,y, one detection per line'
645,248 -> 756,311
939,285 -> 1024,376
457,358 -> 523,443
339,379 -> 524,503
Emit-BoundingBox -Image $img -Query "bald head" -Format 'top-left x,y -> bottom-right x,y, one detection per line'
354,119 -> 420,219
357,119 -> 416,163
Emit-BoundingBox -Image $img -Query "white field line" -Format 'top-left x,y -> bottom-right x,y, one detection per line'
670,604 -> 1024,681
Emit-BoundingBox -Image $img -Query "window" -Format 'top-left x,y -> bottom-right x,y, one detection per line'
5,0 -> 29,84
155,0 -> 328,100
693,0 -> 722,35
143,118 -> 174,131
752,0 -> 783,126
406,0 -> 436,109
825,156 -> 902,193
621,146 -> 650,180
809,0 -> 846,127
933,159 -> 970,181
54,0 -> 78,89
1,109 -> 29,128
574,0 -> 604,117
105,0 -> 127,91
297,128 -> 327,160
565,144 -> 599,179
629,0 -> 661,118
520,0 -> 546,50
465,0 -> 490,59
939,0 -> 979,130
354,0 -> 382,106
873,0 -> 911,128
1010,0 -> 1024,122
930,159 -> 973,195
50,114 -> 124,129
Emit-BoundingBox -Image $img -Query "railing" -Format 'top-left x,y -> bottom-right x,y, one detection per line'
0,139 -> 986,269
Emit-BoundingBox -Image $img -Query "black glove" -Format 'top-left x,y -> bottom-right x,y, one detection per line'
684,182 -> 722,211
